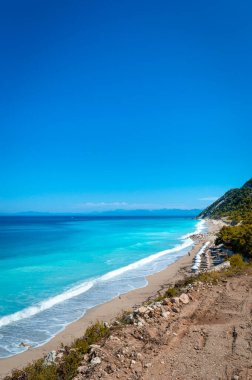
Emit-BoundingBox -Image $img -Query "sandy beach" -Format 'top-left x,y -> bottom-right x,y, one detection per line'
0,219 -> 223,379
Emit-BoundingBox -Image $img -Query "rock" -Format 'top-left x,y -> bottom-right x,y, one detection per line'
171,297 -> 180,305
162,304 -> 171,312
232,376 -> 239,380
55,352 -> 64,361
124,313 -> 134,324
89,344 -> 101,353
43,351 -> 57,366
90,356 -> 101,366
77,365 -> 88,373
58,348 -> 66,353
162,298 -> 170,305
105,364 -> 115,374
109,335 -> 120,341
179,293 -> 190,304
72,375 -> 84,380
144,362 -> 152,368
104,322 -> 110,328
19,342 -> 32,348
172,306 -> 180,313
138,316 -> 146,323
161,311 -> 170,319
138,306 -> 147,315
154,307 -> 162,315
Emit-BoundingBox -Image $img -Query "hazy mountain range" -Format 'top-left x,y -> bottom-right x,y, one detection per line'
2,209 -> 202,217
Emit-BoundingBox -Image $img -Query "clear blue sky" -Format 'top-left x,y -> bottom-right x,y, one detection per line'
0,0 -> 251,213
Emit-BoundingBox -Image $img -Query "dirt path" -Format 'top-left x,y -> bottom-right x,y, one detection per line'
76,274 -> 252,380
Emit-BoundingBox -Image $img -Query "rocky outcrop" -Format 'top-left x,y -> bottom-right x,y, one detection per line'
71,289 -> 195,379
43,350 -> 57,366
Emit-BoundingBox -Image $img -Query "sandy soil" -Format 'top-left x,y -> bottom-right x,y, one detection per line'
0,219 -> 223,379
76,273 -> 252,380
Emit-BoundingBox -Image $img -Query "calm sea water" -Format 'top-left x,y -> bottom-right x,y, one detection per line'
0,216 -> 206,357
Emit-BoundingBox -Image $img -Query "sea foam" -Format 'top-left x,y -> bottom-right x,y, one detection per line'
181,218 -> 206,239
0,281 -> 94,328
0,232 -> 197,329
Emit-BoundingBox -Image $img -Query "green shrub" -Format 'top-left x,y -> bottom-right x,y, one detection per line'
72,337 -> 89,353
165,287 -> 179,297
228,253 -> 246,268
58,350 -> 82,380
59,321 -> 109,379
84,321 -> 109,344
216,224 -> 252,258
7,359 -> 57,380
197,271 -> 223,284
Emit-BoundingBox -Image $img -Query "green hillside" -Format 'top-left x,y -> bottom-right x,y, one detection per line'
199,178 -> 252,258
199,178 -> 252,221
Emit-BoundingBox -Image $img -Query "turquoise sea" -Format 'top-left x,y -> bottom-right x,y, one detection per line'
0,216 -> 206,358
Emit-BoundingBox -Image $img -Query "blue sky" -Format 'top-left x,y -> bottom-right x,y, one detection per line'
0,0 -> 251,213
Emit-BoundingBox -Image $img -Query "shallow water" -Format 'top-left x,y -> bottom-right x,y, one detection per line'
0,216 -> 206,357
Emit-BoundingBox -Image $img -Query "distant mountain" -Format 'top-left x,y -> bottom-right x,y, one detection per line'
87,209 -> 202,217
199,178 -> 252,220
15,211 -> 53,216
8,209 -> 202,217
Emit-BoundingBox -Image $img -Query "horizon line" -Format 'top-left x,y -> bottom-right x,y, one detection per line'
0,208 -> 203,216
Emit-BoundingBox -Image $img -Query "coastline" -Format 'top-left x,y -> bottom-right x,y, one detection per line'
0,219 -> 223,379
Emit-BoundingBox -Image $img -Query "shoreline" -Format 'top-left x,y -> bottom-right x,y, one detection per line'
0,219 -> 223,379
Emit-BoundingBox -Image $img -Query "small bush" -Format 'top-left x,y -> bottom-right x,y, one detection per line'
228,253 -> 245,268
165,287 -> 179,298
152,291 -> 166,302
85,321 -> 109,344
59,321 -> 109,379
197,271 -> 223,284
8,359 -> 57,380
58,350 -> 82,380
72,337 -> 89,353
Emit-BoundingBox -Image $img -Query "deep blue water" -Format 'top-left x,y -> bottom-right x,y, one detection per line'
0,216 -> 206,358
